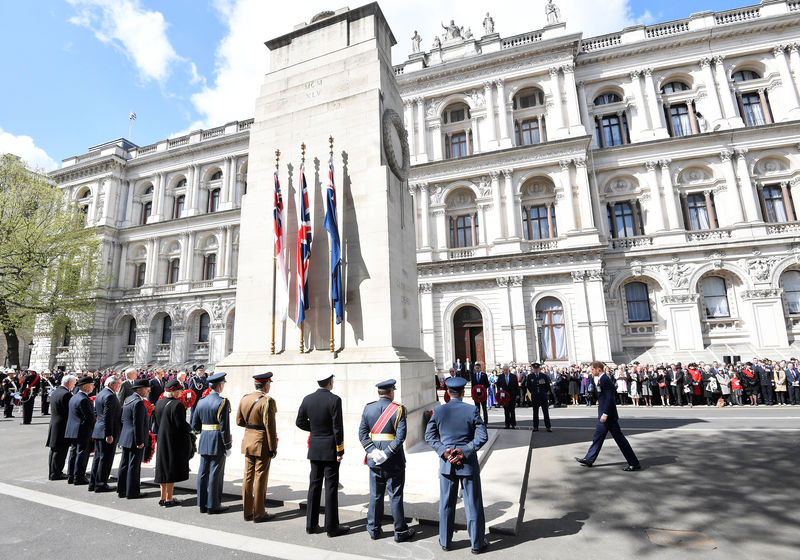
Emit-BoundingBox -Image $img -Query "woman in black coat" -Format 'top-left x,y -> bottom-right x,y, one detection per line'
151,380 -> 192,506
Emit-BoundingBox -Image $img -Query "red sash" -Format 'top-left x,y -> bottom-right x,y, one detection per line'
371,402 -> 400,436
22,375 -> 39,399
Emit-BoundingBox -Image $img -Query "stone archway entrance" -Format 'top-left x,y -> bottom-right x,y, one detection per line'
453,305 -> 485,364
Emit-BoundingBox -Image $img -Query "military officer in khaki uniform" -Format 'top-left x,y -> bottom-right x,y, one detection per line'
236,372 -> 278,523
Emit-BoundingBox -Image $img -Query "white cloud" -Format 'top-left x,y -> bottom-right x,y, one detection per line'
66,0 -> 182,83
0,127 -> 59,171
188,1 -> 657,129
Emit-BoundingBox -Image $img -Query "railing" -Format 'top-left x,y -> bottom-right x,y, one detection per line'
522,239 -> 559,252
609,236 -> 653,250
790,1 -> 800,12
155,344 -> 170,355
502,31 -> 542,49
580,33 -> 621,53
687,229 -> 732,241
715,6 -> 760,25
704,318 -> 742,332
168,136 -> 190,148
154,284 -> 176,293
626,324 -> 656,335
393,65 -> 405,76
193,343 -> 209,352
238,118 -> 254,131
447,248 -> 476,260
201,126 -> 225,140
645,21 -> 689,38
137,144 -> 157,155
123,345 -> 135,355
767,222 -> 800,234
192,280 -> 214,289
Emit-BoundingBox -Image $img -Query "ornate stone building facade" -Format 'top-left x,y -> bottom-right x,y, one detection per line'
33,1 -> 800,370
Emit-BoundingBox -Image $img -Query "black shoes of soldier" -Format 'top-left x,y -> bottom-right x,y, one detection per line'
394,528 -> 415,543
95,485 -> 114,493
253,513 -> 272,523
305,525 -> 320,534
472,542 -> 489,554
575,457 -> 593,467
207,506 -> 229,514
49,473 -> 67,481
199,506 -> 208,513
546,428 -> 552,432
623,464 -> 642,471
327,525 -> 350,538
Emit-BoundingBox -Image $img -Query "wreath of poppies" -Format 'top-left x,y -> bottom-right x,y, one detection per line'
143,400 -> 155,417
471,384 -> 488,404
143,432 -> 156,464
201,388 -> 212,399
443,390 -> 451,403
179,389 -> 196,409
496,389 -> 511,407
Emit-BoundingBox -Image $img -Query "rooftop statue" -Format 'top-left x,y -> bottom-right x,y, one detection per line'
411,30 -> 422,53
441,19 -> 462,41
483,13 -> 494,35
546,0 -> 562,25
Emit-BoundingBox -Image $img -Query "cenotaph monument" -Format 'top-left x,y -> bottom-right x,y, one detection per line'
218,4 -> 435,468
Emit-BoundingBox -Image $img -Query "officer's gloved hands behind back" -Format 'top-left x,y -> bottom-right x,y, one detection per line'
225,449 -> 231,458
372,449 -> 388,465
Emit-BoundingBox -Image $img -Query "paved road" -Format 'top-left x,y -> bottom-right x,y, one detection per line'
1,404 -> 797,559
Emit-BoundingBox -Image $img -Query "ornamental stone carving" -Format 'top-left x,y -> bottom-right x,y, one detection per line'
571,271 -> 586,282
496,276 -> 523,288
661,294 -> 699,305
747,258 -> 778,282
661,261 -> 692,289
741,289 -> 783,300
418,283 -> 433,294
430,185 -> 445,204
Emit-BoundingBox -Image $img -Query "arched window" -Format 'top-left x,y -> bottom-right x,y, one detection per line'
144,186 -> 154,195
161,316 -> 172,345
762,185 -> 788,223
135,263 -> 147,287
198,312 -> 210,343
537,297 -> 566,360
661,81 -> 690,94
203,253 -> 217,280
127,318 -> 137,346
443,102 -> 470,124
594,92 -> 622,106
210,170 -> 223,181
783,271 -> 800,314
453,306 -> 485,365
732,70 -> 760,82
208,188 -> 220,212
514,88 -> 544,109
62,323 -> 71,347
625,282 -> 651,322
141,200 -> 152,224
173,195 -> 185,219
79,189 -> 92,200
701,276 -> 730,318
168,258 -> 180,284
176,179 -> 186,189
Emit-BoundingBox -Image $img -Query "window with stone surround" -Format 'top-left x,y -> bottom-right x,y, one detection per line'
198,312 -> 210,343
173,195 -> 185,219
595,114 -> 629,147
135,263 -> 146,287
202,253 -> 217,280
208,188 -> 220,213
442,101 -> 473,159
760,185 -> 792,223
127,318 -> 137,346
168,258 -> 180,284
521,205 -> 553,240
781,270 -> 800,315
701,276 -> 730,318
161,316 -> 172,345
513,87 -> 546,146
730,69 -> 774,127
683,193 -> 715,230
624,282 -> 652,322
606,201 -> 643,238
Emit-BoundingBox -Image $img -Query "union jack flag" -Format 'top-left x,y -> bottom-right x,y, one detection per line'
274,171 -> 288,321
295,163 -> 312,325
323,156 -> 343,324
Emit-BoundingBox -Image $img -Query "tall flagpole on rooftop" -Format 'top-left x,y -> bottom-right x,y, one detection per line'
128,111 -> 137,140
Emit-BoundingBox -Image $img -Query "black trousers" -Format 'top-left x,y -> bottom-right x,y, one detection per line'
532,399 -> 550,429
41,394 -> 50,415
90,439 -> 116,487
66,441 -> 77,481
72,437 -> 92,482
584,416 -> 639,467
3,398 -> 14,417
502,404 -> 516,428
761,385 -> 774,405
671,386 -> 683,405
307,460 -> 340,532
475,401 -> 488,425
117,447 -> 143,497
22,398 -> 35,424
48,443 -> 69,478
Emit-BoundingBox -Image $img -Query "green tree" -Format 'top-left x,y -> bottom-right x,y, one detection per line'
0,154 -> 102,367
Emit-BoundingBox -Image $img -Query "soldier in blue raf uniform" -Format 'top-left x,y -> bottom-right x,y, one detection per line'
425,377 -> 489,554
527,363 -> 552,432
191,371 -> 232,513
117,378 -> 150,499
65,376 -> 97,485
358,379 -> 415,542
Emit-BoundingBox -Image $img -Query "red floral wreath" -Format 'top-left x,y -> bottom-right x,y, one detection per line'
471,384 -> 488,404
443,390 -> 451,403
201,388 -> 212,398
143,400 -> 155,417
143,432 -> 156,464
496,389 -> 511,407
179,390 -> 196,409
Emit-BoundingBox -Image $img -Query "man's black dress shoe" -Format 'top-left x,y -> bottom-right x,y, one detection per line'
253,513 -> 272,523
95,485 -> 114,493
623,464 -> 642,471
327,526 -> 350,538
199,506 -> 208,513
394,528 -> 415,542
575,457 -> 593,467
472,542 -> 489,554
207,506 -> 229,514
305,526 -> 320,535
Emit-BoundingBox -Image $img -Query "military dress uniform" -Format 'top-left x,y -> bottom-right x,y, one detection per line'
236,372 -> 278,522
295,371 -> 347,536
45,383 -> 73,479
191,372 -> 232,513
21,370 -> 41,424
65,377 -> 97,485
358,379 -> 413,542
118,379 -> 150,498
527,365 -> 552,432
89,385 -> 122,492
425,377 -> 489,553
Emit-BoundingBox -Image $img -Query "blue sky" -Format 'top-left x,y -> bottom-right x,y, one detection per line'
0,0 -> 751,171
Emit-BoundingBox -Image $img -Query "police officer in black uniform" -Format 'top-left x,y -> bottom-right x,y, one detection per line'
527,363 -> 552,432
295,371 -> 349,538
358,379 -> 415,542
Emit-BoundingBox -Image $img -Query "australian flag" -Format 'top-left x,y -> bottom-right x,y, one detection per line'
324,156 -> 343,324
295,163 -> 312,325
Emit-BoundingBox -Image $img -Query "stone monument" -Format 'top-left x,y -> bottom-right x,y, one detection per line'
218,4 -> 434,470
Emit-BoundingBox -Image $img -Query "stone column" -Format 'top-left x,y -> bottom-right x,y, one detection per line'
123,180 -> 135,225
90,182 -> 101,225
154,172 -> 166,221
470,118 -> 480,154
507,277 -> 529,363
546,203 -> 555,238
789,44 -> 800,92
418,284 -> 436,361
781,182 -> 796,221
643,68 -> 668,134
790,179 -> 800,219
686,101 -> 699,135
698,58 -> 723,122
573,158 -> 595,231
629,70 -> 650,133
719,150 -> 745,224
145,238 -> 157,285
562,64 -> 584,133
659,159 -> 681,229
101,178 -> 113,222
483,81 -> 497,146
547,67 -> 565,134
179,233 -> 190,282
433,209 -> 448,258
713,56 -> 739,122
185,231 -> 196,282
502,169 -> 518,239
117,243 -> 128,288
416,98 -> 427,162
217,226 -> 228,277
645,161 -> 665,232
431,123 -> 443,161
490,171 -> 504,240
404,101 -> 416,157
744,291 -> 790,348
578,81 -> 594,146
496,78 -> 510,143
187,164 -> 201,216
478,206 -> 489,245
419,184 -> 431,248
735,149 -> 761,222
704,191 -> 718,229
225,225 -> 235,276
774,45 -> 800,112
661,295 -> 704,351
617,110 -> 630,144
757,89 -> 774,124
556,160 -> 577,232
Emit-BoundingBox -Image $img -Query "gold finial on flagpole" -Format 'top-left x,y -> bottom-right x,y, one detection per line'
329,136 -> 334,158
275,149 -> 280,170
301,143 -> 306,163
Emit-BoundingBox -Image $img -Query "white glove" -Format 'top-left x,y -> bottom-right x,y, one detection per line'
372,449 -> 388,465
225,449 -> 231,457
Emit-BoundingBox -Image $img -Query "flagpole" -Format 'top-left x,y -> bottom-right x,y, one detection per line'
300,143 -> 306,354
271,149 -> 280,355
329,136 -> 335,354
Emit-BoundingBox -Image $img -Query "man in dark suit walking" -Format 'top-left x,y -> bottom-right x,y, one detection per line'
89,375 -> 122,492
45,374 -> 77,480
576,361 -> 641,471
118,378 -> 150,499
148,369 -> 165,404
471,363 -> 490,425
495,365 -> 519,429
65,376 -> 97,485
117,368 -> 137,404
527,363 -> 552,432
295,371 -> 349,538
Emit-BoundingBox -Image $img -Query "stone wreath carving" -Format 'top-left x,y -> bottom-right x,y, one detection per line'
382,108 -> 410,181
